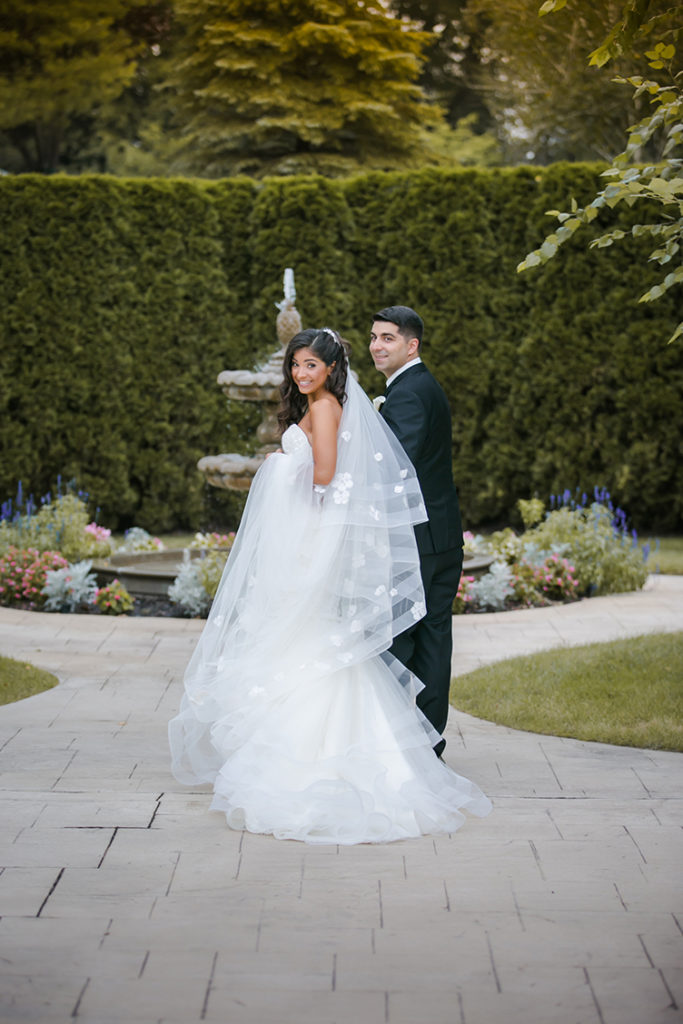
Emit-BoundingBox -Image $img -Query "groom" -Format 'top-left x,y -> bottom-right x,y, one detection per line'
370,306 -> 463,758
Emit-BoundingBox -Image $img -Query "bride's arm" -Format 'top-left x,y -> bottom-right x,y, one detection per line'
310,400 -> 341,485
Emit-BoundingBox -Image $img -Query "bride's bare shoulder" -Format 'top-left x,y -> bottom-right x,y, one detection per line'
311,393 -> 342,424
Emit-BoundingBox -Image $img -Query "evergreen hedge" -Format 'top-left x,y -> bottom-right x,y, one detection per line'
0,167 -> 680,533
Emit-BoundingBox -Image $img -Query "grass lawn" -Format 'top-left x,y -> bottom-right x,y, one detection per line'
646,536 -> 683,575
450,631 -> 683,752
0,655 -> 58,706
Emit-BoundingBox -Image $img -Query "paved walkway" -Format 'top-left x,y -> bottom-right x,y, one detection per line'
0,575 -> 681,1024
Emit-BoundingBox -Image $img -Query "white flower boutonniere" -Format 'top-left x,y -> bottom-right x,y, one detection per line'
372,395 -> 386,412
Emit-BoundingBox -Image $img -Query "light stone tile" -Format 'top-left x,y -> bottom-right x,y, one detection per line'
203,986 -> 386,1024
456,967 -> 601,1024
0,865 -> 65,916
584,965 -> 681,1024
0,825 -> 114,868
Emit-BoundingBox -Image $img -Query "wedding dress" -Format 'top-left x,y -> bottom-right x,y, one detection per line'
169,374 -> 491,844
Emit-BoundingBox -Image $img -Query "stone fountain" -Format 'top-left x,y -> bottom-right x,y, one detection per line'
197,268 -> 302,491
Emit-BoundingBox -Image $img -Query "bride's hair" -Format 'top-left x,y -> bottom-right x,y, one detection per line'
278,328 -> 350,433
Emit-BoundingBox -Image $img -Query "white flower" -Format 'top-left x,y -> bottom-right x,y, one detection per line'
341,430 -> 351,441
400,469 -> 408,479
374,452 -> 384,462
374,585 -> 386,596
368,505 -> 381,521
352,553 -> 366,568
394,485 -> 404,494
332,472 -> 354,504
330,634 -> 342,647
372,396 -> 386,412
389,588 -> 398,597
350,620 -> 361,633
411,601 -> 426,621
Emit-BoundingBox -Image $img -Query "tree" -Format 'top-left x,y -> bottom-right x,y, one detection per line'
0,1 -> 150,173
465,0 -> 675,163
517,0 -> 682,344
388,0 -> 495,131
161,0 -> 443,177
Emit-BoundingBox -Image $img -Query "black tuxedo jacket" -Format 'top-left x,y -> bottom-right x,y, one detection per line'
380,362 -> 463,557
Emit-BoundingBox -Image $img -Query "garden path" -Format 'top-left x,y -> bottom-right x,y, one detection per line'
0,574 -> 681,1024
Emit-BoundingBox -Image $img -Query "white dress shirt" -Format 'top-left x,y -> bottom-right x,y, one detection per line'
386,357 -> 422,389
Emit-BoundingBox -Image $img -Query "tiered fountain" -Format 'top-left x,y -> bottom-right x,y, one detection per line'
197,268 -> 301,492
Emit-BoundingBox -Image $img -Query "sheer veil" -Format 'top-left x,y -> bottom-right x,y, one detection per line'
171,353 -> 433,784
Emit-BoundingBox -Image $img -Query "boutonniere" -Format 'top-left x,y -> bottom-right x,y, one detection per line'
372,395 -> 386,412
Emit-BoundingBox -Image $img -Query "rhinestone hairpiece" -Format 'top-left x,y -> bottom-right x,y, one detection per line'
321,327 -> 342,349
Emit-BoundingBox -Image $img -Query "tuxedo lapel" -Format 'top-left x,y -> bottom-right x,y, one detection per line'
385,362 -> 428,397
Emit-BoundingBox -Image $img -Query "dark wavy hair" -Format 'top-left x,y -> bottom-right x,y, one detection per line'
278,328 -> 350,433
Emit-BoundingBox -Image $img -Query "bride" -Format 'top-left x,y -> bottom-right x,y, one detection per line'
169,327 -> 491,844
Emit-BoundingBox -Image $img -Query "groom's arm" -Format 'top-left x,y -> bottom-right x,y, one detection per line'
382,387 -> 428,465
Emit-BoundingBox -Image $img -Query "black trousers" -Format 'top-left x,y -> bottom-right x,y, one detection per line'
389,546 -> 463,757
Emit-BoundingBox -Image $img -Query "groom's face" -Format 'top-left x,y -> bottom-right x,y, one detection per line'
369,320 -> 419,379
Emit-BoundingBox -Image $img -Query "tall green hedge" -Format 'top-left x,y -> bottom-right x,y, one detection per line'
0,167 -> 680,533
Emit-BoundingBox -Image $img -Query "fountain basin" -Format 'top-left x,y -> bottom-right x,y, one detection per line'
93,549 -> 203,596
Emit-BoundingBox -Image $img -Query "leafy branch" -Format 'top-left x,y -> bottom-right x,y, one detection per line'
519,2 -> 682,344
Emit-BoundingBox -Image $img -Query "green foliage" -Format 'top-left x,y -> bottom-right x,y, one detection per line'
163,0 -> 441,178
518,497 -> 545,529
525,503 -> 649,595
0,0 -> 144,172
451,630 -> 683,751
469,0 -> 666,163
520,1 -> 682,344
1,167 -> 681,533
95,578 -> 135,614
0,494 -> 111,561
197,548 -> 230,600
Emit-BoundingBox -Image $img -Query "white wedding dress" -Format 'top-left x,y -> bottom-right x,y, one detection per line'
169,375 -> 491,844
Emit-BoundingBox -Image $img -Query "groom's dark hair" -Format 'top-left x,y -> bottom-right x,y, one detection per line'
374,306 -> 424,348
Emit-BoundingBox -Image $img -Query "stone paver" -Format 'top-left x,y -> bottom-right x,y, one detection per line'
0,576 -> 681,1024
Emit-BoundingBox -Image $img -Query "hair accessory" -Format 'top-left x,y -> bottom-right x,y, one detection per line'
321,327 -> 342,349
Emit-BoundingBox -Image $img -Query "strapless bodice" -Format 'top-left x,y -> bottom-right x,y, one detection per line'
281,423 -> 311,455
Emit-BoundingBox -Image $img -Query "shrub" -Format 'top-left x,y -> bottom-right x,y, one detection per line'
94,579 -> 135,615
168,548 -> 231,617
1,169 -> 681,533
0,487 -> 112,561
168,554 -> 211,617
42,561 -> 98,612
526,502 -> 648,596
469,561 -> 515,611
0,547 -> 68,608
190,531 -> 235,550
453,573 -> 475,614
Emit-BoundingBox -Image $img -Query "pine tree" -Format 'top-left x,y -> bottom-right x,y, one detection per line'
163,0 -> 442,176
0,1 -> 145,172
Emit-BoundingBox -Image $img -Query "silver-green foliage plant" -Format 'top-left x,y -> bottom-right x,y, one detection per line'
117,527 -> 164,553
42,560 -> 98,612
469,560 -> 515,611
168,549 -> 231,617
